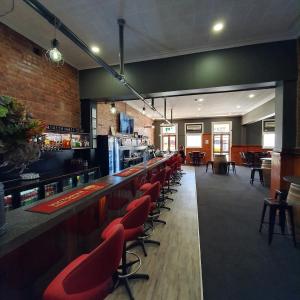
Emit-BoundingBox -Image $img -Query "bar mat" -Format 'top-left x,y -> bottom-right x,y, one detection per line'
26,182 -> 110,214
114,167 -> 142,177
147,157 -> 163,165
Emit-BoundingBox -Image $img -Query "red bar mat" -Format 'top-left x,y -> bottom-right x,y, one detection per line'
147,157 -> 163,165
114,167 -> 142,177
26,182 -> 110,214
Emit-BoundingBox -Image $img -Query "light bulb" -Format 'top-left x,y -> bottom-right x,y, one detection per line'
213,22 -> 224,32
91,46 -> 100,54
49,47 -> 62,62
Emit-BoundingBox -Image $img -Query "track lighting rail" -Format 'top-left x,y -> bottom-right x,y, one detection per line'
23,0 -> 170,124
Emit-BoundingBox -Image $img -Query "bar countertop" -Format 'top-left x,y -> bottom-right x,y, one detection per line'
0,156 -> 170,258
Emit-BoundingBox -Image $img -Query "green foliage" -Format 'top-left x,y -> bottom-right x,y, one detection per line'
0,96 -> 45,167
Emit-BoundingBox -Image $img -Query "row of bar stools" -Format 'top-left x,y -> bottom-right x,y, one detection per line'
259,197 -> 296,247
250,167 -> 264,185
44,196 -> 153,300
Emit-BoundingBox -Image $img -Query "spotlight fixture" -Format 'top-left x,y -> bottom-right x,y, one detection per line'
249,94 -> 255,98
91,46 -> 100,54
142,107 -> 146,115
110,103 -> 116,114
213,22 -> 224,32
45,18 -> 64,65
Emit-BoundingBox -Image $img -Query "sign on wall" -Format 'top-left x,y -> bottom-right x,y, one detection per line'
161,126 -> 176,134
263,119 -> 275,132
185,123 -> 203,133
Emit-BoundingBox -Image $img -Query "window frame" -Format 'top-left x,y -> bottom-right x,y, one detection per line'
185,122 -> 204,149
262,119 -> 275,149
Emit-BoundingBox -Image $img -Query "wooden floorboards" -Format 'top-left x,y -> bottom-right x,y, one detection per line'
107,166 -> 203,300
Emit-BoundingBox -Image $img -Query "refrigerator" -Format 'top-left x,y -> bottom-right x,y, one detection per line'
96,135 -> 120,176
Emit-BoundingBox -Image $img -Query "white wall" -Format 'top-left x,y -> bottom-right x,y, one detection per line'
242,99 -> 275,125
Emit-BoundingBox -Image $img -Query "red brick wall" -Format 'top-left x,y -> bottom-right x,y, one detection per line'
0,23 -> 80,128
97,102 -> 154,144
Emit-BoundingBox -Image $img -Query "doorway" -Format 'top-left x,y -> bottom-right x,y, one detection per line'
160,124 -> 178,151
162,135 -> 176,151
212,122 -> 232,160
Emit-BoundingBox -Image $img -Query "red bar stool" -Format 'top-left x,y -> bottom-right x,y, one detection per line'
162,166 -> 175,201
126,182 -> 162,256
141,181 -> 167,225
101,196 -> 151,300
43,224 -> 124,300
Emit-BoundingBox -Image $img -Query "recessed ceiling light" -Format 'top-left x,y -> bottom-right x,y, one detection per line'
249,94 -> 255,98
91,46 -> 100,54
212,22 -> 224,32
198,98 -> 204,102
236,105 -> 241,109
197,107 -> 201,111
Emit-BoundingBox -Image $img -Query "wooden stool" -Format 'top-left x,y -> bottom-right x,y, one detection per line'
259,198 -> 296,246
206,161 -> 214,173
250,167 -> 263,185
227,161 -> 236,174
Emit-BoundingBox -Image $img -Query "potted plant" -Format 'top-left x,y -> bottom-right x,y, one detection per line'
0,95 -> 45,235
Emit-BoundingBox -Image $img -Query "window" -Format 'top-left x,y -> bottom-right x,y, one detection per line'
262,119 -> 275,149
186,133 -> 202,148
263,132 -> 275,149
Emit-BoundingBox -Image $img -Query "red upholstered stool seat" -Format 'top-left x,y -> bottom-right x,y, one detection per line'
43,224 -> 124,300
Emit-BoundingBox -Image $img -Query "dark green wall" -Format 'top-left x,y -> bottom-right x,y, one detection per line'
154,116 -> 242,148
79,40 -> 297,100
244,121 -> 262,146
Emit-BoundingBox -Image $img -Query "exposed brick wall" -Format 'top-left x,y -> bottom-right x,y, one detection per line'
96,102 -> 154,144
0,22 -> 80,128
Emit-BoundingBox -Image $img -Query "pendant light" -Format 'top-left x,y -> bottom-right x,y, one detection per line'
45,17 -> 64,65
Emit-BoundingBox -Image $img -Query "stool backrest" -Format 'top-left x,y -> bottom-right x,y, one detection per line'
142,182 -> 161,203
121,196 -> 151,229
158,168 -> 167,186
165,166 -> 172,181
48,224 -> 124,297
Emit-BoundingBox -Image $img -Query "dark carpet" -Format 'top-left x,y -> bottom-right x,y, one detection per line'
195,166 -> 300,300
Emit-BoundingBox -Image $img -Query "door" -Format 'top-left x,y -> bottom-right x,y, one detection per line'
213,133 -> 230,160
162,135 -> 176,152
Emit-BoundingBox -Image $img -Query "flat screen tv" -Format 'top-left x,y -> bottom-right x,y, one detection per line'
119,112 -> 134,134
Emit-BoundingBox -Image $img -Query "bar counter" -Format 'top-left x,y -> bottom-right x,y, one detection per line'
0,156 -> 170,259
